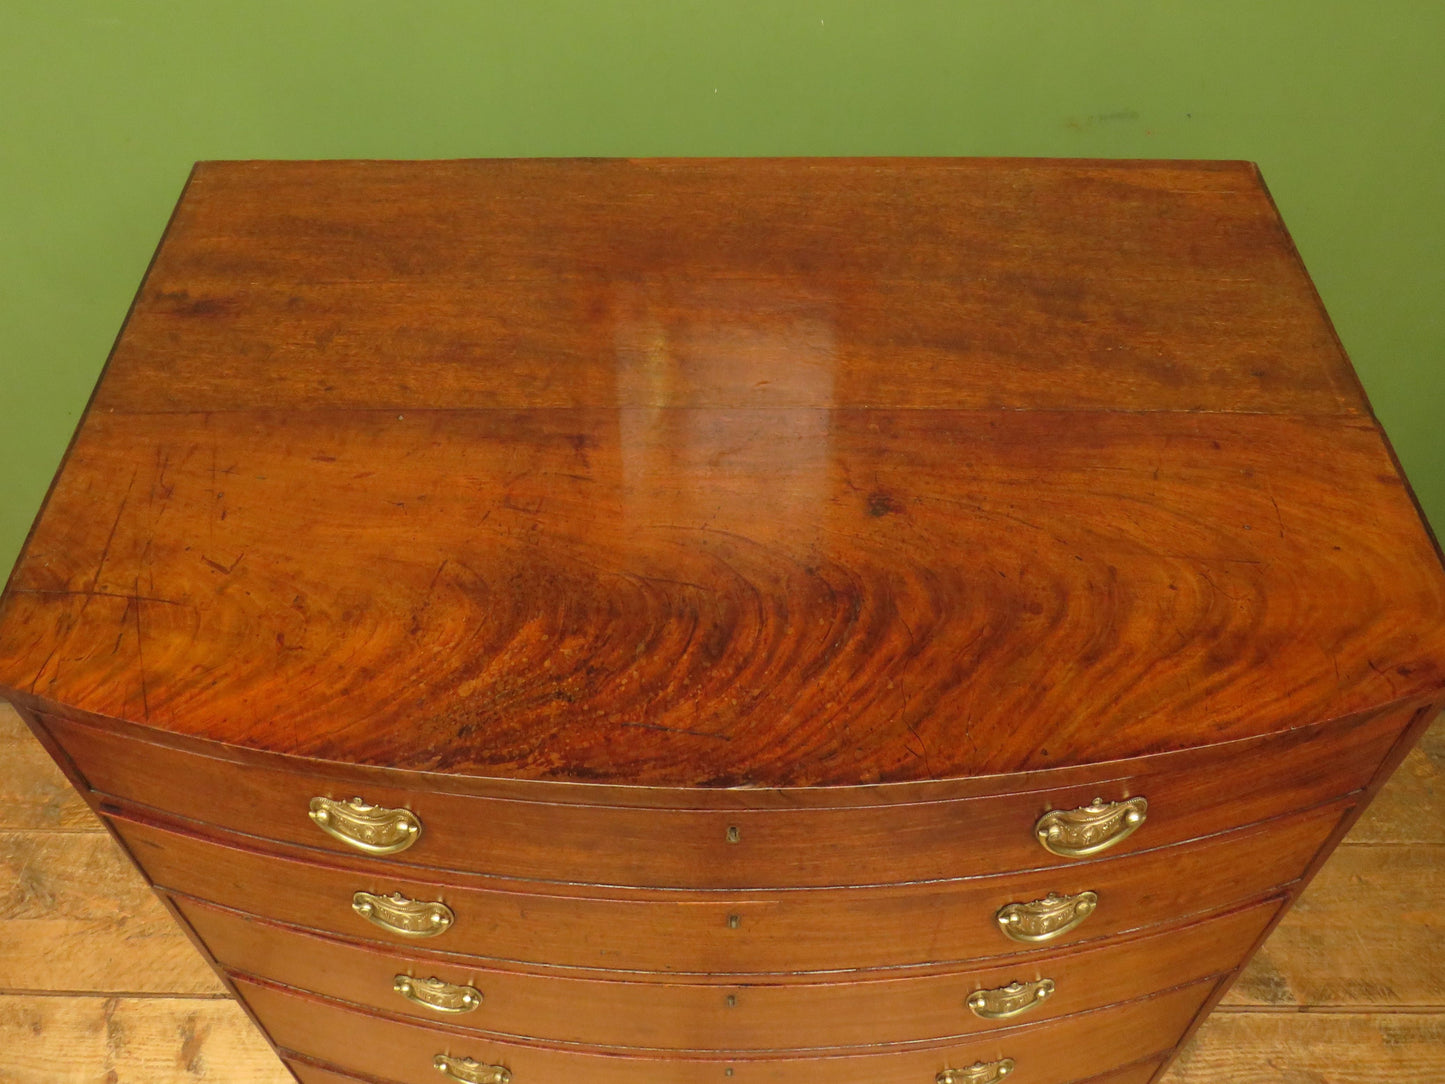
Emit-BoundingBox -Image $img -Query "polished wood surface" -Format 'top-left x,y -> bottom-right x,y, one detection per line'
237,972 -> 1213,1084
2,159 -> 1443,788
112,801 -> 1344,975
2,160 -> 1443,1084
45,704 -> 1400,887
178,894 -> 1277,1049
91,159 -> 1370,416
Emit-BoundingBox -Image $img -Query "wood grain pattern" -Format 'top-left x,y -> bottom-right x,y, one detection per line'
1159,1012 -> 1445,1082
0,701 -> 1439,1080
112,801 -> 1346,974
0,830 -> 220,995
4,159 -> 1443,789
1223,843 -> 1445,1008
281,1056 -> 1170,1084
1344,714 -> 1444,845
96,159 -> 1365,416
44,705 -> 1402,888
284,1055 -> 1169,1084
238,972 -> 1212,1084
3,408 -> 1442,787
0,995 -> 290,1083
0,703 -> 96,831
179,894 -> 1277,1049
1,159 -> 1442,1084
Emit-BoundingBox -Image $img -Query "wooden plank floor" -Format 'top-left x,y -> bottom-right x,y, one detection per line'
0,702 -> 1440,1083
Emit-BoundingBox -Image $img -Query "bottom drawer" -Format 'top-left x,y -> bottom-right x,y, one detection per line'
284,1053 -> 1169,1084
240,972 -> 1211,1084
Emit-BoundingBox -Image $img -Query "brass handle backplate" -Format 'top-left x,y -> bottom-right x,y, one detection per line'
353,891 -> 454,938
996,890 -> 1097,943
937,1059 -> 1015,1084
395,974 -> 482,1014
1034,796 -> 1147,857
310,795 -> 422,855
434,1054 -> 511,1083
968,978 -> 1055,1020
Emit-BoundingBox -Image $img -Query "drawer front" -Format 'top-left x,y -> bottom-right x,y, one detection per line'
282,1054 -> 1170,1084
242,973 -> 1210,1084
179,893 -> 1277,1049
47,706 -> 1401,888
112,800 -> 1346,974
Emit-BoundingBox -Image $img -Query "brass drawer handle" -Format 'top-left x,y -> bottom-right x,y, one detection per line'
937,1059 -> 1015,1083
967,978 -> 1055,1020
434,1054 -> 511,1083
1034,796 -> 1147,857
395,974 -> 482,1014
996,890 -> 1097,943
309,795 -> 422,855
353,891 -> 454,938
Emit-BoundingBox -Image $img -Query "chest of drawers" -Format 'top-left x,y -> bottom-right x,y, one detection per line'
2,158 -> 1443,1084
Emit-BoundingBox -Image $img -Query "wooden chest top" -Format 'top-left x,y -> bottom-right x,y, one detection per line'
1,158 -> 1442,787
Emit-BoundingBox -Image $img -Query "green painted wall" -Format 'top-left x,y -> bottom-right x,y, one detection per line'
3,2 -> 1443,578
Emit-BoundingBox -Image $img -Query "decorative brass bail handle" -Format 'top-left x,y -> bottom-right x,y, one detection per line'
937,1059 -> 1015,1083
1034,796 -> 1147,858
395,974 -> 483,1014
353,890 -> 455,938
434,1054 -> 511,1083
967,978 -> 1055,1020
996,890 -> 1097,943
309,795 -> 422,855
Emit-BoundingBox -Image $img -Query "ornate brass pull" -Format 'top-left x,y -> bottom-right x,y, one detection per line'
1034,796 -> 1147,857
937,1059 -> 1015,1083
996,890 -> 1097,943
434,1055 -> 511,1083
353,891 -> 454,938
968,978 -> 1055,1020
309,796 -> 422,855
395,974 -> 482,1014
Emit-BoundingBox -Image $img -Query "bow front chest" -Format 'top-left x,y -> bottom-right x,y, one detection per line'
2,158 -> 1443,1084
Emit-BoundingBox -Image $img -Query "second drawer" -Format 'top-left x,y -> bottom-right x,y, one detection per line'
111,798 -> 1347,974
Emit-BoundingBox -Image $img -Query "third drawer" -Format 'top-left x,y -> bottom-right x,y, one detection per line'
178,892 -> 1280,1050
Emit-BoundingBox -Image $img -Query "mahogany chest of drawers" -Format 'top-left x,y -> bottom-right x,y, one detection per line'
2,158 -> 1443,1084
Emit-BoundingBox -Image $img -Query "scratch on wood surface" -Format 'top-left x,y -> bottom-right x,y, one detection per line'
1266,482 -> 1287,539
86,469 -> 139,611
201,553 -> 244,576
131,583 -> 150,722
12,588 -> 188,607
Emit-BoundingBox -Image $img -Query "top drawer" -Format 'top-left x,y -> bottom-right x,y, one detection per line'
44,705 -> 1406,889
